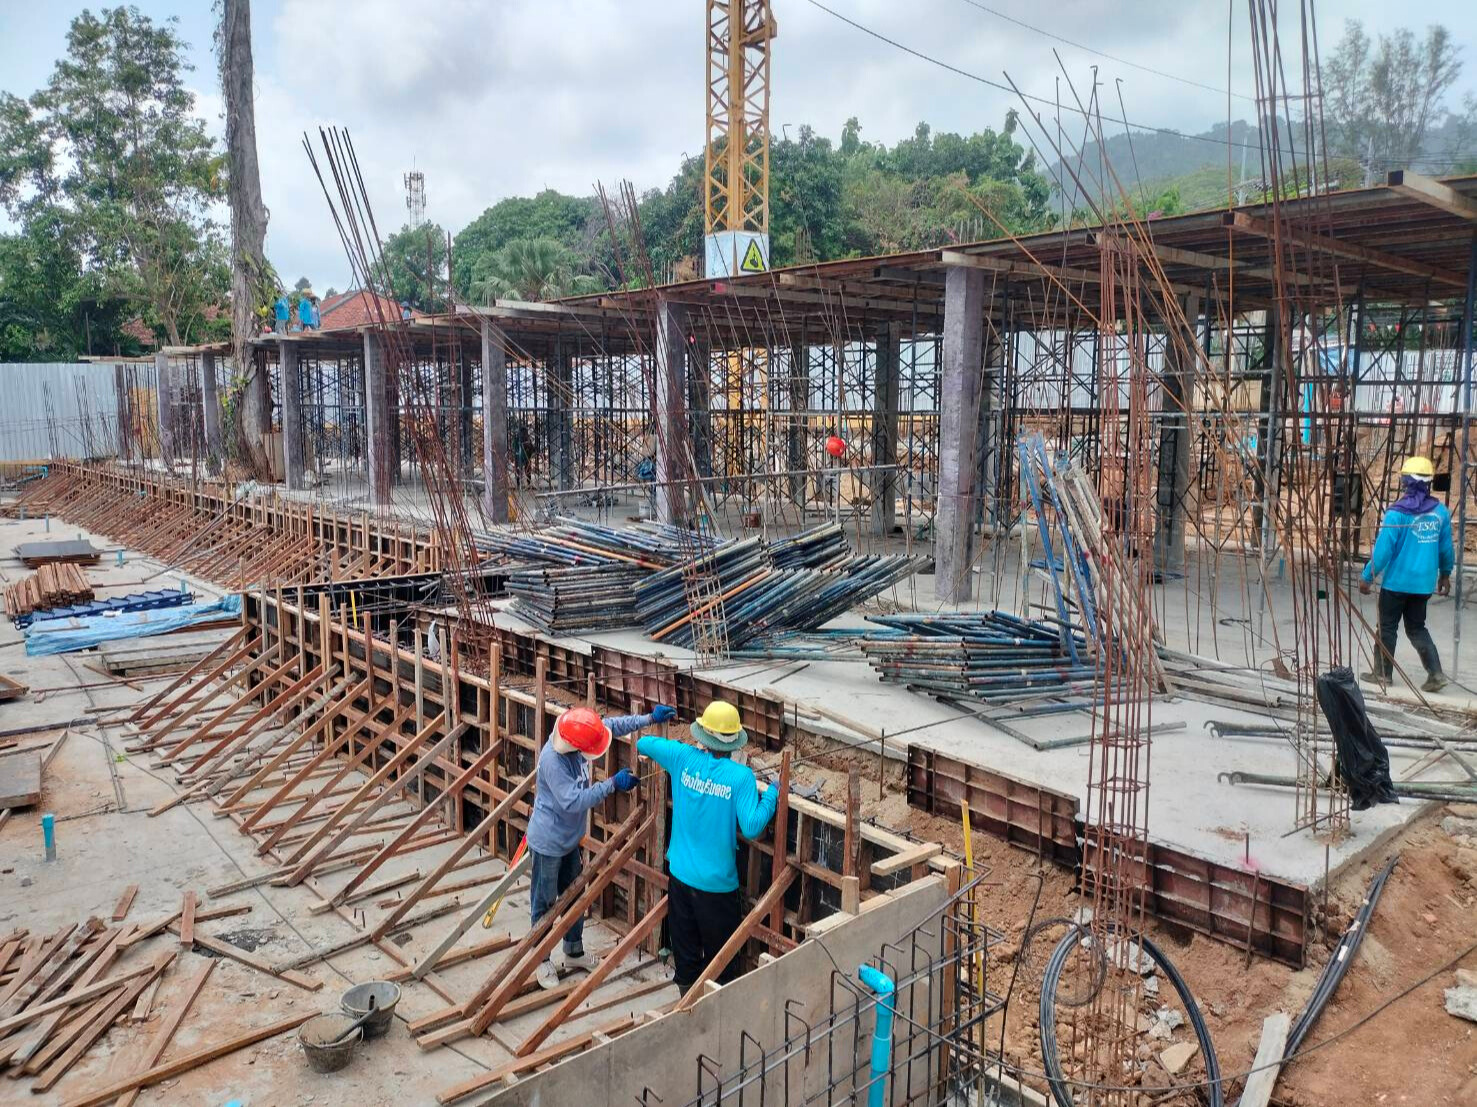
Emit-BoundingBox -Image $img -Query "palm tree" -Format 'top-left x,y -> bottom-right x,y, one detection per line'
469,238 -> 602,303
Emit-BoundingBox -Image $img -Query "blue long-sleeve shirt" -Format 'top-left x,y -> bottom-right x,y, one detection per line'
1361,503 -> 1454,595
525,713 -> 650,856
636,736 -> 779,893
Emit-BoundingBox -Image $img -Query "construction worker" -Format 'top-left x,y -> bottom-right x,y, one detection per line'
1359,455 -> 1454,692
299,290 -> 319,331
272,291 -> 290,335
636,700 -> 779,996
526,703 -> 677,989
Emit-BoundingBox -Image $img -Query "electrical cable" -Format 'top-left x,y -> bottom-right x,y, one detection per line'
956,0 -> 1252,100
802,0 -> 1477,169
1038,924 -> 1224,1107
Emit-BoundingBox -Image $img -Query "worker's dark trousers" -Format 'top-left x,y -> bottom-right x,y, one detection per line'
1375,588 -> 1442,677
667,875 -> 741,992
530,848 -> 585,956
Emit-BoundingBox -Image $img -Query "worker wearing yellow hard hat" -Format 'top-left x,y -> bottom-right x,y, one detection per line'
1358,456 -> 1453,693
635,700 -> 779,996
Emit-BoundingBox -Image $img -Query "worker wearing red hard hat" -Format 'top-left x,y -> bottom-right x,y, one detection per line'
526,703 -> 677,989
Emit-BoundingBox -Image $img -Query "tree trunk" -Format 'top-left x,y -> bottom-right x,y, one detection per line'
221,0 -> 272,479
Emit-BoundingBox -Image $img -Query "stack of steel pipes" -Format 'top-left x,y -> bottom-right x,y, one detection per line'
860,611 -> 1094,704
637,548 -> 926,651
506,563 -> 651,634
766,523 -> 850,569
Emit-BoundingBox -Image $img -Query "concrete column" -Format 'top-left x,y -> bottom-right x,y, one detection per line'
200,351 -> 222,474
1153,294 -> 1200,574
935,267 -> 987,603
279,340 -> 304,490
688,340 -> 713,478
654,299 -> 689,525
549,345 -> 573,490
870,323 -> 901,536
459,345 -> 476,477
481,319 -> 510,523
113,362 -> 129,460
154,351 -> 174,467
788,339 -> 809,501
977,331 -> 1004,528
363,331 -> 392,509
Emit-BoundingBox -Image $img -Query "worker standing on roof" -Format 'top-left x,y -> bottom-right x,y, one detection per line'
526,703 -> 677,990
636,701 -> 780,996
1359,455 -> 1454,692
299,290 -> 319,331
272,291 -> 290,335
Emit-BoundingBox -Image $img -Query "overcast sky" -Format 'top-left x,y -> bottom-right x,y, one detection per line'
2,0 -> 1474,291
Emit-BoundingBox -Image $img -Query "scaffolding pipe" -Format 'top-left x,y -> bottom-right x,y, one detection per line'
1452,233 -> 1477,674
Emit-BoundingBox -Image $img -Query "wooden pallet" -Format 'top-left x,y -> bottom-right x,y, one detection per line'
99,629 -> 238,677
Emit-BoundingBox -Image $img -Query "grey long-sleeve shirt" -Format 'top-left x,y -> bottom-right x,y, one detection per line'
524,713 -> 650,856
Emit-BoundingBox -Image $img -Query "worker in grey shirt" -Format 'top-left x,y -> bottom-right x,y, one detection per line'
525,703 -> 676,988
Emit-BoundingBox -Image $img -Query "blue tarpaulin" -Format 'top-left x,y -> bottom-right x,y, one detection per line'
24,594 -> 241,656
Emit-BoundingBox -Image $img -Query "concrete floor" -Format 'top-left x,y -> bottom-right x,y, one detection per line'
0,513 -> 675,1105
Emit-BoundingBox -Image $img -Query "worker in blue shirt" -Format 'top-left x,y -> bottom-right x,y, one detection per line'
299,291 -> 318,331
526,703 -> 675,989
1359,456 -> 1453,692
272,292 -> 290,335
636,700 -> 779,996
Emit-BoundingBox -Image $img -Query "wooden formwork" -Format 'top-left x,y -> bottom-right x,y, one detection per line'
13,463 -> 442,585
122,584 -> 948,1092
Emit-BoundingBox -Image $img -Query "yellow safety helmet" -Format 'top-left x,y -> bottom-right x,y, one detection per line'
692,700 -> 748,752
1400,456 -> 1435,479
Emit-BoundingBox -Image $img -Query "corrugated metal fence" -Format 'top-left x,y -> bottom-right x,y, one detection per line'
0,362 -> 122,461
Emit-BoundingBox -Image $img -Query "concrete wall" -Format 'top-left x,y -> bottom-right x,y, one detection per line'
501,875 -> 952,1107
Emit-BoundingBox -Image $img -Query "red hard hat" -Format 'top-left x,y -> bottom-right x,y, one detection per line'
556,707 -> 611,758
825,435 -> 846,458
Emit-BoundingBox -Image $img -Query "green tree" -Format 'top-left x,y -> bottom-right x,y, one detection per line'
468,238 -> 601,303
452,191 -> 597,294
0,6 -> 226,346
381,222 -> 451,311
1323,20 -> 1474,176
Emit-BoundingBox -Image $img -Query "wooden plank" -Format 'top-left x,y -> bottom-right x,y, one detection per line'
410,852 -> 532,979
516,896 -> 668,1057
110,885 -> 139,923
331,737 -> 501,906
1239,1011 -> 1292,1107
434,1015 -> 638,1105
870,842 -> 942,877
1385,169 -> 1477,221
178,891 -> 197,946
467,812 -> 652,1034
1225,210 -> 1467,288
767,751 -> 790,937
56,1012 -> 316,1107
118,902 -> 251,948
0,958 -> 159,1037
673,864 -> 797,1013
113,961 -> 216,1107
168,925 -> 321,992
27,955 -> 173,1090
0,753 -> 42,810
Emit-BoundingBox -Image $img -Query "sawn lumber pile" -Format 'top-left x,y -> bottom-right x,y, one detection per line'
4,563 -> 93,619
0,895 -> 300,1101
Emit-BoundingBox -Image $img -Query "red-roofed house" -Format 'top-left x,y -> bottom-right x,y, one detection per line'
317,289 -> 424,331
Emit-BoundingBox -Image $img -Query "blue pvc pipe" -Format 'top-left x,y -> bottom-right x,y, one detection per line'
42,813 -> 55,862
857,964 -> 895,1107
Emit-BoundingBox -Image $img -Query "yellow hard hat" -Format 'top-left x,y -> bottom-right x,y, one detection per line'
1400,456 -> 1434,479
692,700 -> 748,752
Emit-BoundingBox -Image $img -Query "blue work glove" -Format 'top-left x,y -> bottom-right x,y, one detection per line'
650,705 -> 677,723
612,768 -> 639,792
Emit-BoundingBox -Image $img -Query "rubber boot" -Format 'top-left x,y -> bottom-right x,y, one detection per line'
1421,671 -> 1449,694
